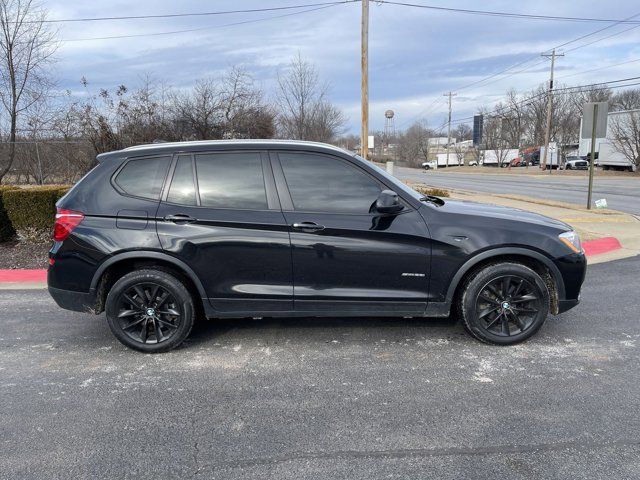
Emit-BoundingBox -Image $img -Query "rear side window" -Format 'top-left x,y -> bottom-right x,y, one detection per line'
279,153 -> 382,213
114,156 -> 170,200
167,155 -> 197,206
195,152 -> 267,210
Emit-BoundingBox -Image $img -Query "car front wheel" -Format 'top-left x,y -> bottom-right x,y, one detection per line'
458,263 -> 550,345
105,269 -> 195,353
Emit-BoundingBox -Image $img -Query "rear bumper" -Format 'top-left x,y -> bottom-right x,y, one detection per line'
48,286 -> 96,314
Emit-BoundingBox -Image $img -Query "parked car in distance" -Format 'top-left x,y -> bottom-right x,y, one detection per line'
564,157 -> 589,170
48,140 -> 587,352
510,158 -> 529,167
422,160 -> 436,170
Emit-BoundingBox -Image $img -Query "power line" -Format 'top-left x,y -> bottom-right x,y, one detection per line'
31,2 -> 357,23
448,77 -> 640,125
63,5 -> 342,42
377,2 -> 640,24
557,57 -> 640,80
455,11 -> 640,93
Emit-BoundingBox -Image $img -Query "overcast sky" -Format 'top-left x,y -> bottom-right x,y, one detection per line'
45,0 -> 640,134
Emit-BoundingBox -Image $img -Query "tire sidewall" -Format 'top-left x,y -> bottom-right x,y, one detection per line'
461,263 -> 550,345
105,269 -> 195,353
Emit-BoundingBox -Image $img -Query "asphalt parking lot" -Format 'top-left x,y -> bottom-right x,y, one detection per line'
1,257 -> 639,479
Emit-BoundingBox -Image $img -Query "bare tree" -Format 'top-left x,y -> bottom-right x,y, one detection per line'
218,67 -> 274,139
612,89 -> 640,111
276,53 -> 345,142
481,112 -> 512,167
453,123 -> 472,142
0,0 -> 56,183
609,110 -> 640,168
396,121 -> 434,167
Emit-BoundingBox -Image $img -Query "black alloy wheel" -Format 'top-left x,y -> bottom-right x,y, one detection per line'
459,262 -> 550,345
474,275 -> 541,337
116,282 -> 181,345
106,269 -> 195,353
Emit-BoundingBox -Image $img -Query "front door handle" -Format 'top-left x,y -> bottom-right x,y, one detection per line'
164,214 -> 197,224
292,221 -> 325,232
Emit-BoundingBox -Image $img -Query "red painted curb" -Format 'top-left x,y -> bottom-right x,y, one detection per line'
582,237 -> 622,257
0,269 -> 47,283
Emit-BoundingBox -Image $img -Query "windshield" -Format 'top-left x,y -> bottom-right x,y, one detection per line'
355,155 -> 425,202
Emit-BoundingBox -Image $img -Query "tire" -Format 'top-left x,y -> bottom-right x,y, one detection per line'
458,262 -> 550,345
105,269 -> 195,353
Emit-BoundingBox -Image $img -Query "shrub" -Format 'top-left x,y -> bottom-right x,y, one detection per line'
0,185 -> 19,242
3,186 -> 70,242
413,185 -> 450,198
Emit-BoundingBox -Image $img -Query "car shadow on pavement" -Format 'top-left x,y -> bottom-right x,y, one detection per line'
184,315 -> 462,348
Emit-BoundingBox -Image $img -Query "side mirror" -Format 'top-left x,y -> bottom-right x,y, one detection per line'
375,190 -> 404,214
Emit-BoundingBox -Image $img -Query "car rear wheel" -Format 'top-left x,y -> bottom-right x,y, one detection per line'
458,263 -> 550,345
105,269 -> 195,353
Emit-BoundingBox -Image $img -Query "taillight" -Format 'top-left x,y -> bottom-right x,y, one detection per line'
53,208 -> 84,242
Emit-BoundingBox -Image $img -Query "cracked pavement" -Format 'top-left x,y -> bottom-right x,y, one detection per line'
1,258 -> 639,479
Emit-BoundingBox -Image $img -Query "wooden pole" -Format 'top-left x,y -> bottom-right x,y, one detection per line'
361,0 -> 369,159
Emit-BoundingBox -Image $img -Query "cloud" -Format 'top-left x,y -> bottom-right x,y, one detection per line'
45,0 -> 640,133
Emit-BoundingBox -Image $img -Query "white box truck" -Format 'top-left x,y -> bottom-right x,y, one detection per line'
579,110 -> 638,172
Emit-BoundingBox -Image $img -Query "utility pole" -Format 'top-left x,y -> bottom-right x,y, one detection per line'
444,91 -> 456,168
541,49 -> 564,170
361,0 -> 369,160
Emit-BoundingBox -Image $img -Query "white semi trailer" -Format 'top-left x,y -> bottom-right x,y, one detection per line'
579,109 -> 638,172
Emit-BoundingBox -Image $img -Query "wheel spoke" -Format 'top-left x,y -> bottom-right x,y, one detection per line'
512,278 -> 524,297
156,291 -> 170,308
486,311 -> 502,329
133,285 -> 147,305
478,306 -> 499,319
153,318 -> 164,342
508,310 -> 526,332
123,316 -> 145,331
501,315 -> 510,336
511,294 -> 538,304
158,308 -> 180,317
139,318 -> 149,343
502,276 -> 511,297
479,293 -> 499,305
156,318 -> 178,330
513,306 -> 538,314
118,309 -> 139,318
123,293 -> 143,309
148,285 -> 160,304
486,283 -> 502,299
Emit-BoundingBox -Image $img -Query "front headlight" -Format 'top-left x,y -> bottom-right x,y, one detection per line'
559,230 -> 582,253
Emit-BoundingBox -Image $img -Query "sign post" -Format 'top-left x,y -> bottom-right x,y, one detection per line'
587,104 -> 597,209
582,102 -> 608,210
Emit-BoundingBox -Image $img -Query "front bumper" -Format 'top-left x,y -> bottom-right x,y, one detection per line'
557,298 -> 580,314
48,286 -> 96,314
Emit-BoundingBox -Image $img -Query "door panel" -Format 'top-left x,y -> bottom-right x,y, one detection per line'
157,152 -> 293,314
273,151 -> 431,314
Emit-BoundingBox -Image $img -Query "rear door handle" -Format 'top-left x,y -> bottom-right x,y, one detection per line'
164,214 -> 197,224
292,221 -> 325,232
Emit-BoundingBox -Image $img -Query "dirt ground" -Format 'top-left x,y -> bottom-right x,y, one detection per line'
0,240 -> 50,269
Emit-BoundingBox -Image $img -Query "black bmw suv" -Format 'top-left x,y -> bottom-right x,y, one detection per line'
48,140 -> 586,352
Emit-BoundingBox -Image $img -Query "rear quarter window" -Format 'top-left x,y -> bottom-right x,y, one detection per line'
114,156 -> 171,200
